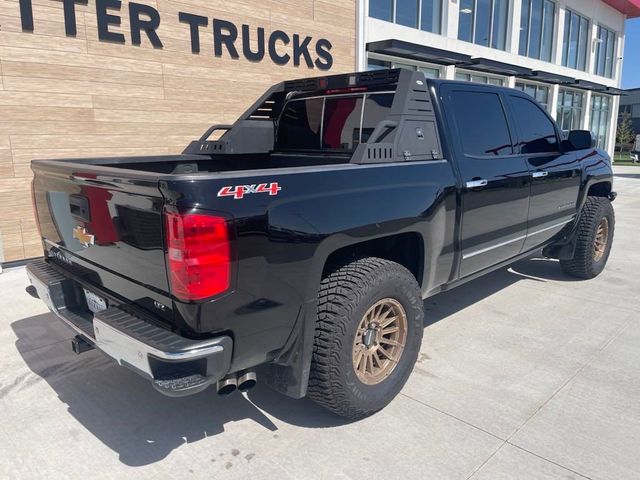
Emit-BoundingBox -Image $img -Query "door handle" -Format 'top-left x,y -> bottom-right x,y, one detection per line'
466,179 -> 488,189
532,171 -> 549,179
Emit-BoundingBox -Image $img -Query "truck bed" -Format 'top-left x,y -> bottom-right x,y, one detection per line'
39,152 -> 353,177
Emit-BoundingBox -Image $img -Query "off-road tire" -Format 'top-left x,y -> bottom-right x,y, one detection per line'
308,257 -> 424,419
560,196 -> 615,279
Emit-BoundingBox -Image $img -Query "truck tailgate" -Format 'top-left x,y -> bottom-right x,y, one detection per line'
31,161 -> 170,309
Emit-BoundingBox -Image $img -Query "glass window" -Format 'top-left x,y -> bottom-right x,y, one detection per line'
595,27 -> 605,76
529,0 -> 543,59
594,25 -> 616,78
475,0 -> 492,46
556,88 -> 584,132
492,0 -> 508,49
459,0 -> 474,42
380,60 -> 441,78
519,0 -> 531,56
396,0 -> 419,28
277,93 -> 395,152
619,104 -> 632,116
278,93 -> 392,152
421,0 -> 442,33
514,81 -> 551,111
369,0 -> 442,33
370,0 -> 393,21
456,70 -> 505,86
541,0 -> 555,61
361,94 -> 395,143
277,98 -> 324,150
419,66 -> 440,78
510,96 -> 559,153
578,16 -> 588,70
590,94 -> 612,149
393,62 -> 417,71
562,10 -> 589,71
458,0 -> 508,50
451,91 -> 513,156
519,0 -> 555,62
322,96 -> 365,151
606,29 -> 616,77
368,58 -> 392,71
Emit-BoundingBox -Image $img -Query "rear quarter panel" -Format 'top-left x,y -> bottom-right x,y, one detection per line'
161,160 -> 457,374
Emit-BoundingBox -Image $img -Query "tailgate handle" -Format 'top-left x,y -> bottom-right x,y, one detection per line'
69,195 -> 91,222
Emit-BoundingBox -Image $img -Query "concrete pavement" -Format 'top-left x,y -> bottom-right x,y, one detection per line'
0,166 -> 638,479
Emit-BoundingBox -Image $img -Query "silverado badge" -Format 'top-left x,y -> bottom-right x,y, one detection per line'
73,226 -> 94,248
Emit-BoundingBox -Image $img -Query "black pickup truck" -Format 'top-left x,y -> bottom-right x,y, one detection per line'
26,69 -> 615,419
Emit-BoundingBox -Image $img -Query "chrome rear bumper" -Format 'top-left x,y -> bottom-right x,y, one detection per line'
26,259 -> 232,397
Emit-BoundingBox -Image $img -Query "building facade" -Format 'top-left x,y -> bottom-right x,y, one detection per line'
0,0 -> 638,263
0,0 -> 357,262
359,0 -> 640,158
619,87 -> 640,133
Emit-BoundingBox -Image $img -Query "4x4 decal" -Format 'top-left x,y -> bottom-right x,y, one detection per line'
217,182 -> 282,200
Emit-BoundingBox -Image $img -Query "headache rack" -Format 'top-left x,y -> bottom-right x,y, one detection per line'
183,69 -> 443,164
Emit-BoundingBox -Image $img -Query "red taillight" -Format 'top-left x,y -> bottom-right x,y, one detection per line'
164,210 -> 231,302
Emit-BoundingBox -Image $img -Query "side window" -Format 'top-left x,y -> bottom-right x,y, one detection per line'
277,98 -> 323,150
322,96 -> 364,151
510,96 -> 559,153
450,91 -> 513,157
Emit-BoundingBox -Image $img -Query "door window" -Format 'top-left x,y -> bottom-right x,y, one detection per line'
510,96 -> 559,154
451,91 -> 513,157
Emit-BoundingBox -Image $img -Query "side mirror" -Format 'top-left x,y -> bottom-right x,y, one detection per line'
567,130 -> 596,151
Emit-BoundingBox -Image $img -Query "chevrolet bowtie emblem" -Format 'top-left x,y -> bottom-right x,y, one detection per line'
73,226 -> 94,248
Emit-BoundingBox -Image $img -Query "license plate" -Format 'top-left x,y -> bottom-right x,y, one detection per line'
83,288 -> 107,314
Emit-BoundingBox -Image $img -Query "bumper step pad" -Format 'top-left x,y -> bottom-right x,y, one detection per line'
26,259 -> 233,397
152,372 -> 212,396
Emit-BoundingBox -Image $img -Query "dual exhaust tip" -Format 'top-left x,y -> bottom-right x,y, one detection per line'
216,370 -> 257,396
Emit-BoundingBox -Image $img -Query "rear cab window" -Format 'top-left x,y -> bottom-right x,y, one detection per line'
276,92 -> 395,153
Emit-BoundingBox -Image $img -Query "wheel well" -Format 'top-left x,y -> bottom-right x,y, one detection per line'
323,233 -> 424,285
588,182 -> 611,197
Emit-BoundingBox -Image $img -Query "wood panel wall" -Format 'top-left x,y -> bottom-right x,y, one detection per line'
0,0 -> 357,261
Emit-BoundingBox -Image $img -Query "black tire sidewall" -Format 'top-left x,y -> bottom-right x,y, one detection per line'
590,200 -> 615,274
339,266 -> 423,413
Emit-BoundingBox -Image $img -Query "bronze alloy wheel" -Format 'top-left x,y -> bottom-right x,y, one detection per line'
352,298 -> 408,385
593,217 -> 610,262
